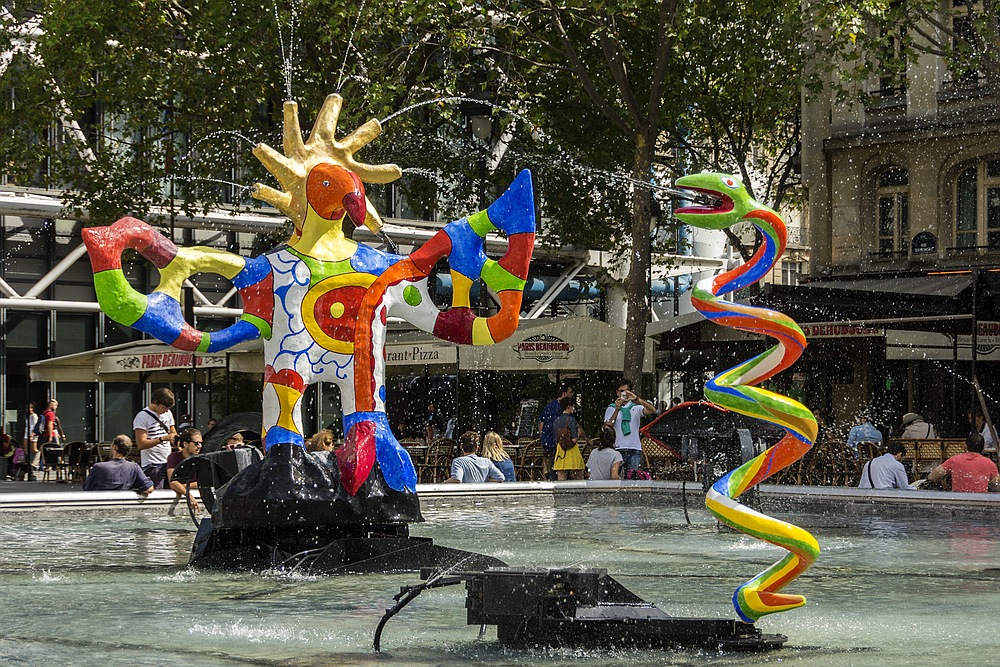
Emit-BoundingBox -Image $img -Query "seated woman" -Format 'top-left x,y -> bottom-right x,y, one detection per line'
480,431 -> 516,482
587,426 -> 624,481
307,429 -> 335,461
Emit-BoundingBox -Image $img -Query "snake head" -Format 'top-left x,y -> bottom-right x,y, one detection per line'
674,173 -> 760,230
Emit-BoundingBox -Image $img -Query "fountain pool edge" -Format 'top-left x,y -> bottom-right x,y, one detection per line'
3,481 -> 1000,520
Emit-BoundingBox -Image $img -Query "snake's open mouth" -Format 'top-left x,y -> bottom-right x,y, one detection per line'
674,187 -> 731,215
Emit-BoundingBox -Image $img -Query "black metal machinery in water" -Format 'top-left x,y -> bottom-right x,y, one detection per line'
172,447 -> 505,574
376,567 -> 786,653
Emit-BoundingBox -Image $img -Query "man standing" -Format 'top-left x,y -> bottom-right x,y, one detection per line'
858,442 -> 914,490
444,433 -> 504,483
928,433 -> 1000,493
83,435 -> 154,495
167,428 -> 203,512
133,388 -> 178,489
424,403 -> 445,443
538,383 -> 574,478
604,379 -> 655,476
42,399 -> 65,445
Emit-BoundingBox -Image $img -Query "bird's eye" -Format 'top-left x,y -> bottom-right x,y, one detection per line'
322,180 -> 330,187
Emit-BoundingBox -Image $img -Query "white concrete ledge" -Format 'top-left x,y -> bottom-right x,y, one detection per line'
3,481 -> 1000,518
0,489 -> 198,514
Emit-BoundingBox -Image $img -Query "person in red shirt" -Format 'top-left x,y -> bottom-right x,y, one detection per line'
42,399 -> 64,445
928,433 -> 1000,493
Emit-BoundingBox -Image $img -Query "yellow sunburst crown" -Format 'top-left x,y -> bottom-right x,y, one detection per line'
251,94 -> 402,232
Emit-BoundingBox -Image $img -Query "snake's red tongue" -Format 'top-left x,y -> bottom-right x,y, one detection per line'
337,420 -> 376,495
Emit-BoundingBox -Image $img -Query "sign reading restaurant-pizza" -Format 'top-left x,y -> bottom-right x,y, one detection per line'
384,343 -> 457,365
514,334 -> 574,363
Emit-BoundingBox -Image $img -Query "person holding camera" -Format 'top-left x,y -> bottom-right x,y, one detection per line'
133,387 -> 178,489
603,379 -> 655,477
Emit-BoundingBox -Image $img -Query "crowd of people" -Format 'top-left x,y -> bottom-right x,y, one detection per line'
852,407 -> 1000,493
7,383 -> 1000,495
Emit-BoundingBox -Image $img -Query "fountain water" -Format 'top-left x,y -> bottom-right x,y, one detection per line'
2,499 -> 999,665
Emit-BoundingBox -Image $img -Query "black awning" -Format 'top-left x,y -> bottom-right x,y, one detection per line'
762,273 -> 979,330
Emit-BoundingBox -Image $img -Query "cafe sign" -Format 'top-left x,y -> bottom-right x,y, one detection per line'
97,352 -> 228,373
959,321 -> 1000,355
514,334 -> 574,363
384,343 -> 457,365
803,324 -> 884,338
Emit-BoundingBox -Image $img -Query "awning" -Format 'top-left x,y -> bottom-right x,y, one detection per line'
459,316 -> 655,373
29,316 -> 654,383
28,339 -> 264,383
29,333 -> 460,383
764,273 -> 978,330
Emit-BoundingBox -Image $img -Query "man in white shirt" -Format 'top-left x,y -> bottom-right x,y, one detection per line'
133,388 -> 178,489
603,379 -> 656,477
444,434 -> 504,483
858,442 -> 914,490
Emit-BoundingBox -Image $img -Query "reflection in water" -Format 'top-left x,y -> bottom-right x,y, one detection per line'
1,506 -> 1000,666
947,523 -> 995,563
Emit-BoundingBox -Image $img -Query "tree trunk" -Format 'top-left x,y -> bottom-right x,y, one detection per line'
622,129 -> 656,385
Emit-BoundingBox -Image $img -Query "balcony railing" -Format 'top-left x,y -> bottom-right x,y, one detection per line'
941,73 -> 987,93
868,248 -> 908,260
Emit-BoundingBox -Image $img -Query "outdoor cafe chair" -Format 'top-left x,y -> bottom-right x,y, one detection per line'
856,441 -> 882,461
399,439 -> 427,466
641,437 -> 682,480
41,442 -> 66,482
914,440 -> 944,476
941,439 -> 967,459
420,438 -> 456,483
516,440 -> 547,481
62,441 -> 91,483
95,442 -> 114,461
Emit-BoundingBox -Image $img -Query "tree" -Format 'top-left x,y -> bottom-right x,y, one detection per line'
807,0 -> 1000,109
2,0 -> 804,383
472,0 -> 805,381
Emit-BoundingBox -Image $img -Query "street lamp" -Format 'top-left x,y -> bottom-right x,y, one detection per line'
470,114 -> 493,141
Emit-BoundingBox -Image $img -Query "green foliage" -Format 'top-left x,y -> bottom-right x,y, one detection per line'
2,0 -> 803,255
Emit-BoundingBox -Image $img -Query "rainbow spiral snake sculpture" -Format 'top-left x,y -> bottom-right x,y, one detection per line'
674,173 -> 819,624
82,94 -> 534,519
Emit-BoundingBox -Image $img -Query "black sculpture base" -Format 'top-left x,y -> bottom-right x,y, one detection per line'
470,568 -> 785,651
381,567 -> 785,652
178,447 -> 789,653
177,444 -> 502,573
190,519 -> 507,573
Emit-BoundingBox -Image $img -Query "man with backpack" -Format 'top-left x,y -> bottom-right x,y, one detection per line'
40,399 -> 65,445
133,388 -> 178,489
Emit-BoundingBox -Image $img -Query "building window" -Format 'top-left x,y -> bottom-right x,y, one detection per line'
781,260 -> 803,286
876,168 -> 909,258
954,159 -> 1000,252
946,2 -> 987,91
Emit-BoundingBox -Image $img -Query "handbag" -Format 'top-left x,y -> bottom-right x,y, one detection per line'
556,428 -> 577,451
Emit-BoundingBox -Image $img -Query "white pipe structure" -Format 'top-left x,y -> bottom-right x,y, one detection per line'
525,260 -> 587,319
0,298 -> 244,317
23,243 -> 90,298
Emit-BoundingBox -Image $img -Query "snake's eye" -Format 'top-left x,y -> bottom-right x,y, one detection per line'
322,180 -> 330,187
722,177 -> 740,189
